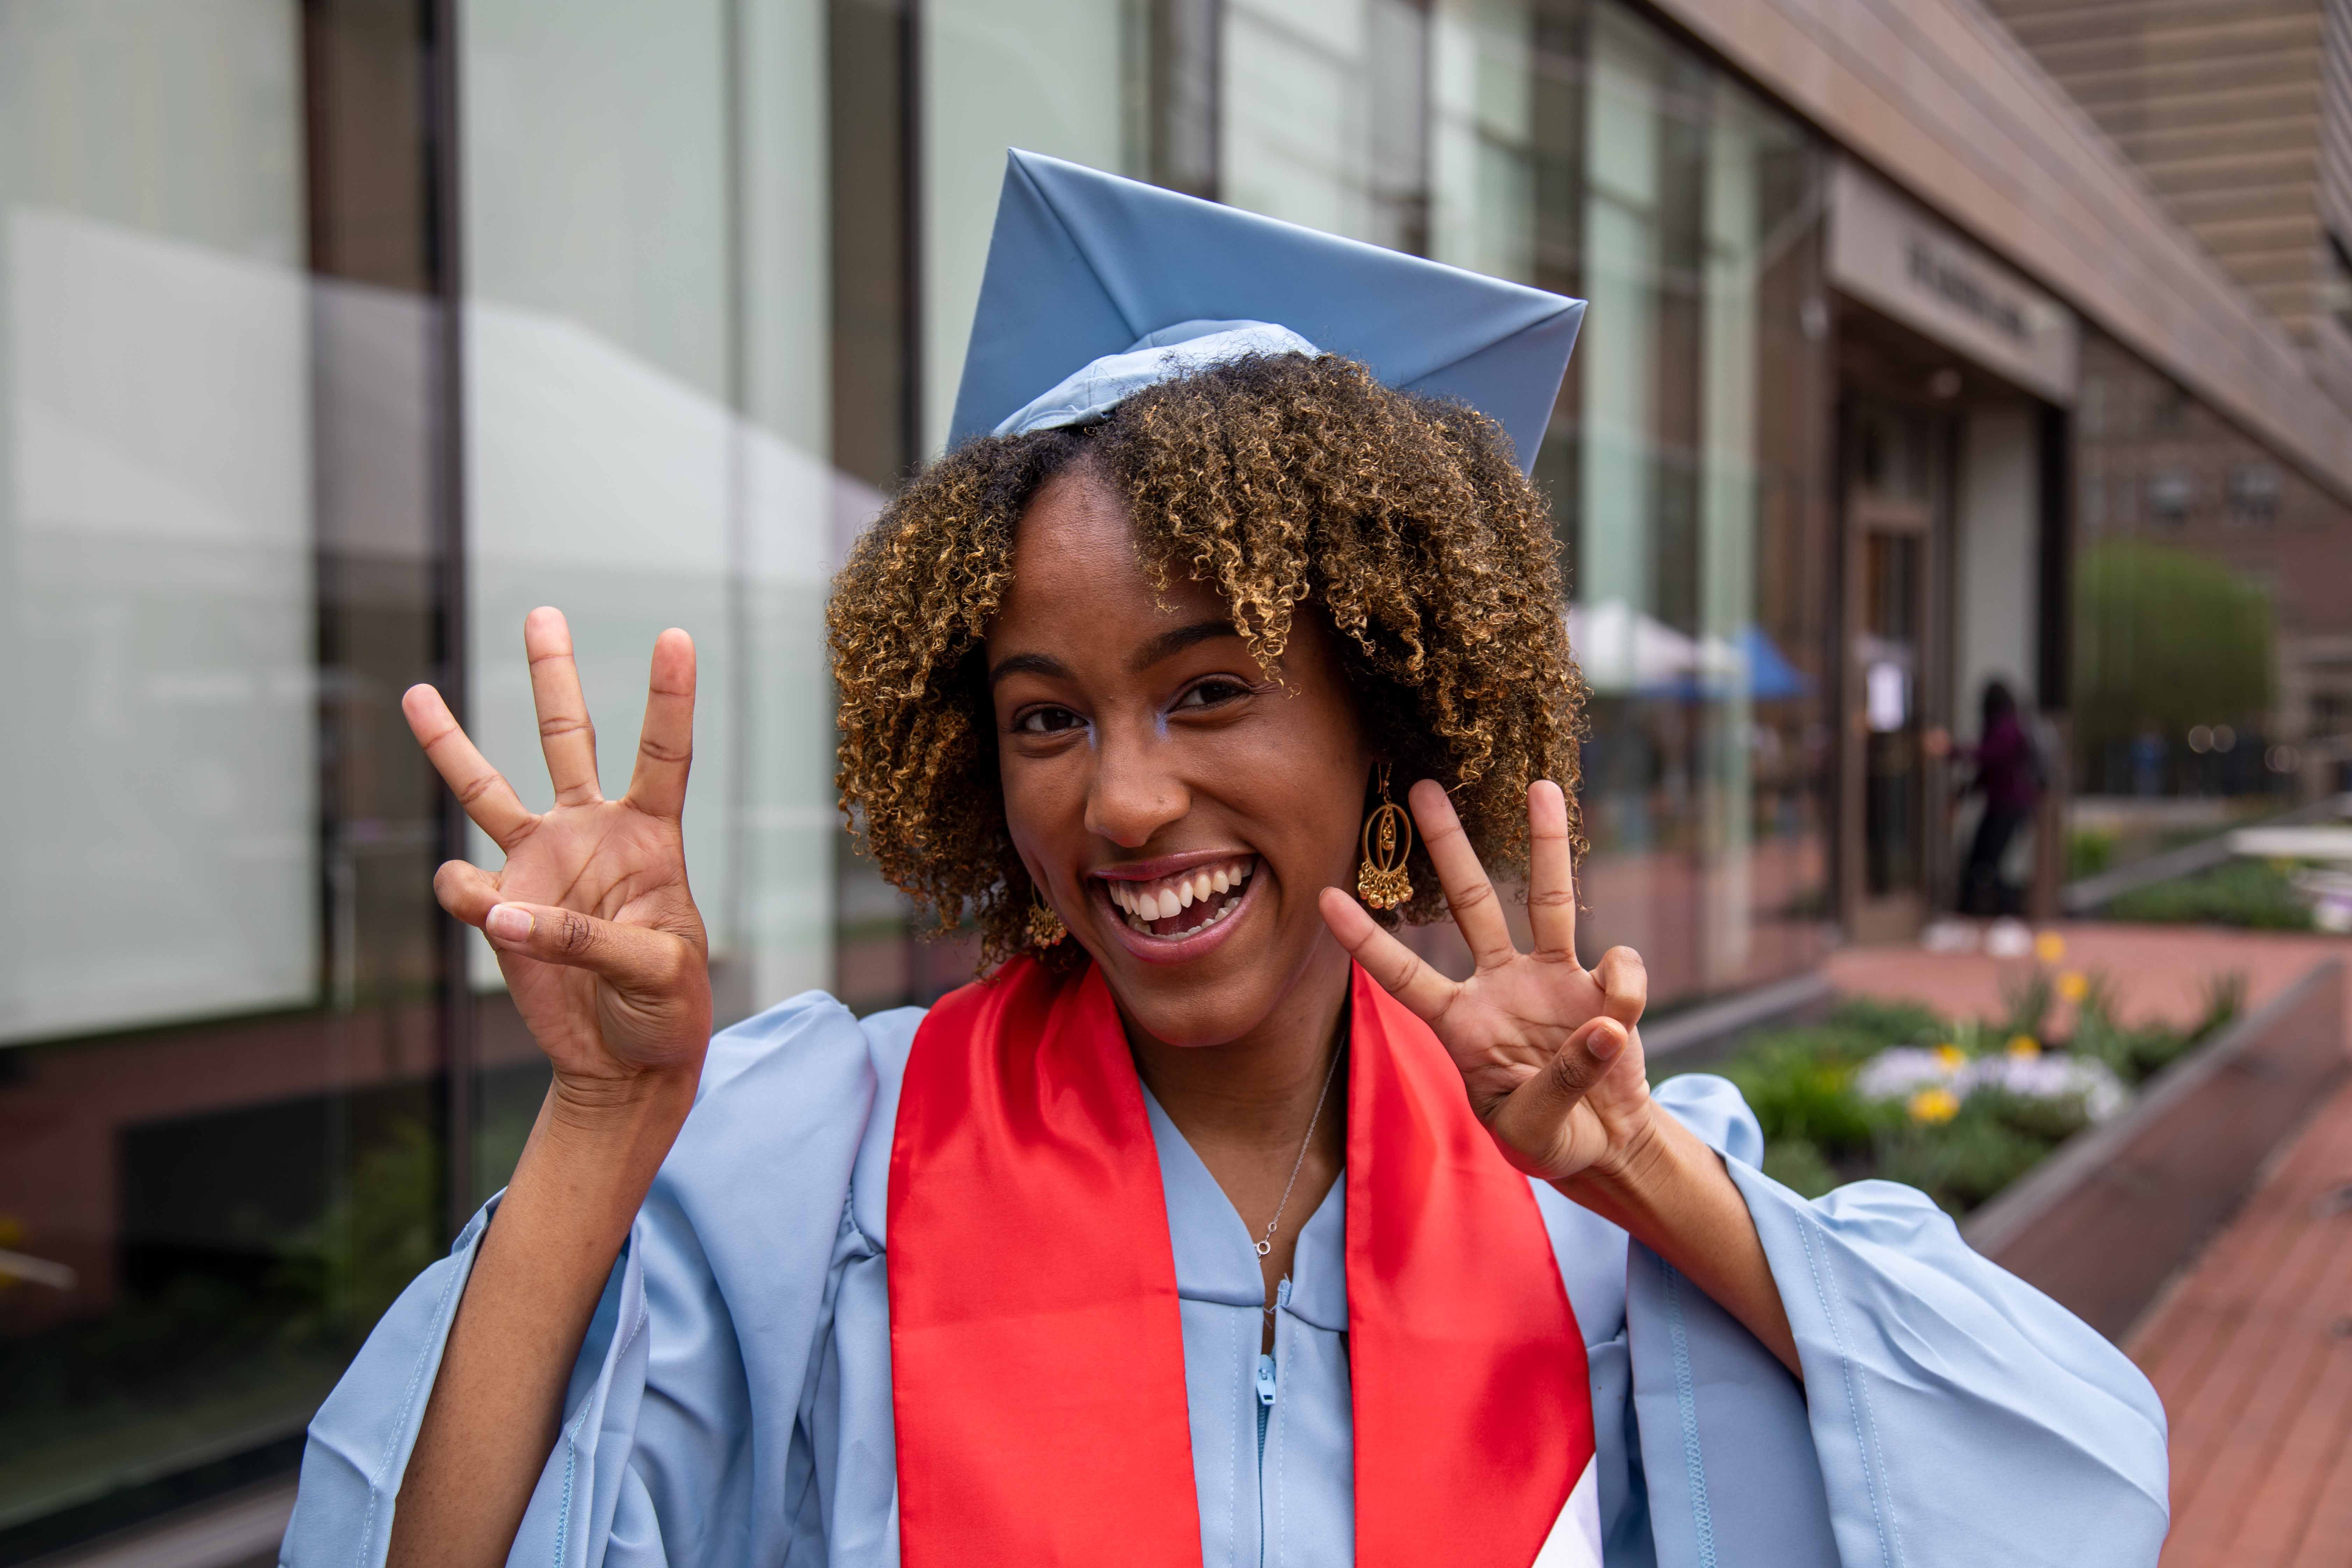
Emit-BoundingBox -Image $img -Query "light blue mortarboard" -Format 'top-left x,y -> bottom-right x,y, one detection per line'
948,151 -> 1586,477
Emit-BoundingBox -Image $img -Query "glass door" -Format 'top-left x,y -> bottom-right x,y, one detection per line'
1860,516 -> 1927,902
1842,400 -> 1947,941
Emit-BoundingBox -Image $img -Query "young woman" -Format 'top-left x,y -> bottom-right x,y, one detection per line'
283,157 -> 2166,1568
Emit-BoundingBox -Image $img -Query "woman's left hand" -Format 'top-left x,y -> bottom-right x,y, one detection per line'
1317,778 -> 1659,1188
1321,777 -> 1802,1376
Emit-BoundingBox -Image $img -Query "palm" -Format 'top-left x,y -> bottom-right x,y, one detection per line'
482,802 -> 701,1076
1320,779 -> 1653,1184
404,609 -> 711,1087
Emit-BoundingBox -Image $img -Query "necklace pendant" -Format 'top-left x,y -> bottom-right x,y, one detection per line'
1255,1238 -> 1273,1256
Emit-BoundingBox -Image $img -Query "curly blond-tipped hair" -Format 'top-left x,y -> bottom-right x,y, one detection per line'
827,352 -> 1585,972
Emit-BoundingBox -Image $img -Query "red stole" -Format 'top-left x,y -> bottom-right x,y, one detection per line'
887,957 -> 1592,1565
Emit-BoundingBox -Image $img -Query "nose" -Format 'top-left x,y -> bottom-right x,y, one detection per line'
1084,717 -> 1190,848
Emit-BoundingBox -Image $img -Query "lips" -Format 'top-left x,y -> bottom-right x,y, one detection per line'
1098,854 -> 1255,941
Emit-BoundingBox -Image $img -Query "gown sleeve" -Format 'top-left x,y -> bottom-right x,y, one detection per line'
279,992 -> 901,1568
1627,1073 -> 2171,1568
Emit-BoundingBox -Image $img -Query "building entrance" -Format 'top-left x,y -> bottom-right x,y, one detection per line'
1842,397 -> 1953,941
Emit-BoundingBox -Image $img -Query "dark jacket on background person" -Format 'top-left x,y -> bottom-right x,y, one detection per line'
1971,709 -> 2040,814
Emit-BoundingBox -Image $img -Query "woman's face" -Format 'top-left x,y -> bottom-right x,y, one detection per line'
986,461 -> 1372,1049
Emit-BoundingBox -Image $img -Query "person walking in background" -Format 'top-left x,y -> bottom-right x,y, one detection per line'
1960,679 -> 2041,916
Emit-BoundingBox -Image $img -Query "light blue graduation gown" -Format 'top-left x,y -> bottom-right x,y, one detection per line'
282,992 -> 2170,1566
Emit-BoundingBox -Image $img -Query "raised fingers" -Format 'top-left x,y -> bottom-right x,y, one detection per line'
525,607 -> 602,806
625,629 -> 696,819
1526,780 -> 1579,961
1406,778 -> 1517,970
403,685 -> 536,848
1318,887 -> 1462,1024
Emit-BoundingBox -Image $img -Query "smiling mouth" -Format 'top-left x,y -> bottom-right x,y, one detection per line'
1100,855 -> 1256,941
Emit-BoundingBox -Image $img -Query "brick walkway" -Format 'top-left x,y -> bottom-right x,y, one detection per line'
1825,922 -> 2352,1562
2128,1076 -> 2352,1567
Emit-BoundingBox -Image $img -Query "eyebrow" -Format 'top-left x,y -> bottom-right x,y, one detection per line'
1127,619 -> 1246,674
986,651 -> 1071,686
986,619 -> 1246,687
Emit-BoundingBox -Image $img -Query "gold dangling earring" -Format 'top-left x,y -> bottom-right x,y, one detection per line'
1357,763 -> 1415,910
1026,882 -> 1068,948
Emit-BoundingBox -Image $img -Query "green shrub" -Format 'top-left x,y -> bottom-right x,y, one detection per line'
1873,1103 -> 2053,1217
1760,1138 -> 1840,1199
1999,967 -> 2056,1042
2194,969 -> 2248,1037
1823,996 -> 1944,1046
272,1118 -> 443,1344
1973,1085 -> 2094,1144
2104,859 -> 2311,930
1719,1044 -> 1879,1156
2070,1007 -> 2186,1085
2067,829 -> 2118,880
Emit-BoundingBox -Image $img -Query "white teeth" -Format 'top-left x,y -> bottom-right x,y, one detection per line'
1100,858 -> 1256,937
1115,885 -> 1242,938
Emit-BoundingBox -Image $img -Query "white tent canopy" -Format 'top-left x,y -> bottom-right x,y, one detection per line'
1565,599 -> 1744,693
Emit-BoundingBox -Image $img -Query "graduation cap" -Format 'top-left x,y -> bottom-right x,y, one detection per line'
948,151 -> 1585,476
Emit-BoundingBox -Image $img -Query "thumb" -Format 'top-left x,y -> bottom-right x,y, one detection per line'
482,901 -> 697,997
1488,1016 -> 1628,1152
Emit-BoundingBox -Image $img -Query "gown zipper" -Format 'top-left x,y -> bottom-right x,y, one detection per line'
1255,1277 -> 1289,1565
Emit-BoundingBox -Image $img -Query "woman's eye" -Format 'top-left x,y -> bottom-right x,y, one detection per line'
1014,706 -> 1082,734
1174,678 -> 1250,710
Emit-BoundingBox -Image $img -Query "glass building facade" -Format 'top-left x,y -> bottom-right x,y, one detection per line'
0,0 -> 1832,1549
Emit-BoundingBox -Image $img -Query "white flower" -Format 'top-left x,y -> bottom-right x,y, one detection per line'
1854,1046 -> 1962,1103
1956,1053 -> 2129,1121
1853,1044 -> 2131,1123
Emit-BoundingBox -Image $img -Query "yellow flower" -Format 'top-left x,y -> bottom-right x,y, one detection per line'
2035,931 -> 2067,963
1909,1087 -> 1962,1125
2056,971 -> 2089,1003
2007,1034 -> 2042,1058
1933,1043 -> 1966,1072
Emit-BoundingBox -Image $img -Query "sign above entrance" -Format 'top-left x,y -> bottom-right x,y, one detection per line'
1827,159 -> 2080,406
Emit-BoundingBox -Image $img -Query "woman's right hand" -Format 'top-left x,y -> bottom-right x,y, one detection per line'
403,607 -> 713,1110
389,609 -> 713,1567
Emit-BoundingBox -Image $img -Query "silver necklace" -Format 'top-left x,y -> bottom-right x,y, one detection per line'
1256,1044 -> 1343,1269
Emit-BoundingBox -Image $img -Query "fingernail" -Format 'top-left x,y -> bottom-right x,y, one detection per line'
486,904 -> 531,942
1586,1020 -> 1624,1059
